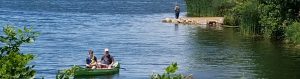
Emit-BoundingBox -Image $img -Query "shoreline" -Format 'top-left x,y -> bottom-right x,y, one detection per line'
162,17 -> 239,28
162,17 -> 224,26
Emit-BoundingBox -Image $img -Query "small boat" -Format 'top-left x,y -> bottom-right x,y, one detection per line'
74,62 -> 120,76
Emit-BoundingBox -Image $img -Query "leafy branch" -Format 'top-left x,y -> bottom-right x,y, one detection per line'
151,62 -> 192,79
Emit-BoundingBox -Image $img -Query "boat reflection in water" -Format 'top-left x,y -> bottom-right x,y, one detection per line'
74,74 -> 118,79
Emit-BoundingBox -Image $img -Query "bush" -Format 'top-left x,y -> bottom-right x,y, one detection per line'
224,14 -> 239,26
0,25 -> 39,78
56,65 -> 81,79
286,22 -> 300,45
151,62 -> 192,79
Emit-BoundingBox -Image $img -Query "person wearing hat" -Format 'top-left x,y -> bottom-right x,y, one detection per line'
97,48 -> 115,69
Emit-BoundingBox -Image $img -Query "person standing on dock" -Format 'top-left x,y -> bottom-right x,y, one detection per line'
174,4 -> 180,19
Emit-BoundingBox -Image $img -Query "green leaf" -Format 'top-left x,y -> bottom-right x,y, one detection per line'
0,25 -> 39,78
17,29 -> 23,34
165,62 -> 178,74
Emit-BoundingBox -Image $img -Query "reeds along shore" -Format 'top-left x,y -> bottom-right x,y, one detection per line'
185,0 -> 229,17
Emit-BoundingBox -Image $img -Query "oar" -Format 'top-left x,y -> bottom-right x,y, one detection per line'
120,67 -> 126,70
80,64 -> 85,66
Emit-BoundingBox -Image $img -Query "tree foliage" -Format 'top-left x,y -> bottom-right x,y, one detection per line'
56,65 -> 81,79
151,62 -> 192,79
0,25 -> 39,78
286,22 -> 300,45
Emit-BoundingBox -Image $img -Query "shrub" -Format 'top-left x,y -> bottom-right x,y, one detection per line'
151,62 -> 192,79
56,65 -> 81,79
0,25 -> 39,78
286,22 -> 300,45
224,14 -> 239,26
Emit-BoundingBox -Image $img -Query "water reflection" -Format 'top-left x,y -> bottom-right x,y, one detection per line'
74,74 -> 118,79
248,39 -> 300,79
186,26 -> 300,79
186,26 -> 250,78
174,24 -> 178,31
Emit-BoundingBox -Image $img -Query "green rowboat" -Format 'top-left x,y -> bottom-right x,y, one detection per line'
74,62 -> 120,76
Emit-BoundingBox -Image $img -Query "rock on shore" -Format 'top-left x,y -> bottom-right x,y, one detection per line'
162,17 -> 224,26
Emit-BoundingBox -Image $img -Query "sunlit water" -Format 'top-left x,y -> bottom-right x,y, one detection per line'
1,0 -> 300,79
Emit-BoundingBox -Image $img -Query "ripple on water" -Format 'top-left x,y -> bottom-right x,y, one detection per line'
2,0 -> 300,79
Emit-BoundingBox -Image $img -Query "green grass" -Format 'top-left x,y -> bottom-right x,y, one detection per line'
185,0 -> 234,17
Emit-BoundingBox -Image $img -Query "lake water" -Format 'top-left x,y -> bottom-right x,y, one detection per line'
1,0 -> 300,79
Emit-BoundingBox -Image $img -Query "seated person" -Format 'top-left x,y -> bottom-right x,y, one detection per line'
86,49 -> 97,69
97,48 -> 114,69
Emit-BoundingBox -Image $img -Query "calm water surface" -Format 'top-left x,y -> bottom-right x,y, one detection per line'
1,0 -> 300,79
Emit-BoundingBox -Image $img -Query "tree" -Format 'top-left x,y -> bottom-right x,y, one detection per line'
0,25 -> 39,78
258,0 -> 300,39
286,22 -> 300,45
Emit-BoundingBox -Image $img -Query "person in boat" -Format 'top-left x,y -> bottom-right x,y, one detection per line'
97,48 -> 114,69
86,49 -> 97,69
174,3 -> 180,19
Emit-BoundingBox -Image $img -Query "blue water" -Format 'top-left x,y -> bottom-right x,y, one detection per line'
1,0 -> 300,79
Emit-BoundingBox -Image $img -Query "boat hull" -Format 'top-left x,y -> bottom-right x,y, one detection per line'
74,62 -> 120,76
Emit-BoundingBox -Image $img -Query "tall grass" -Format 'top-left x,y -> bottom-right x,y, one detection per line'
237,0 -> 262,36
185,0 -> 233,17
